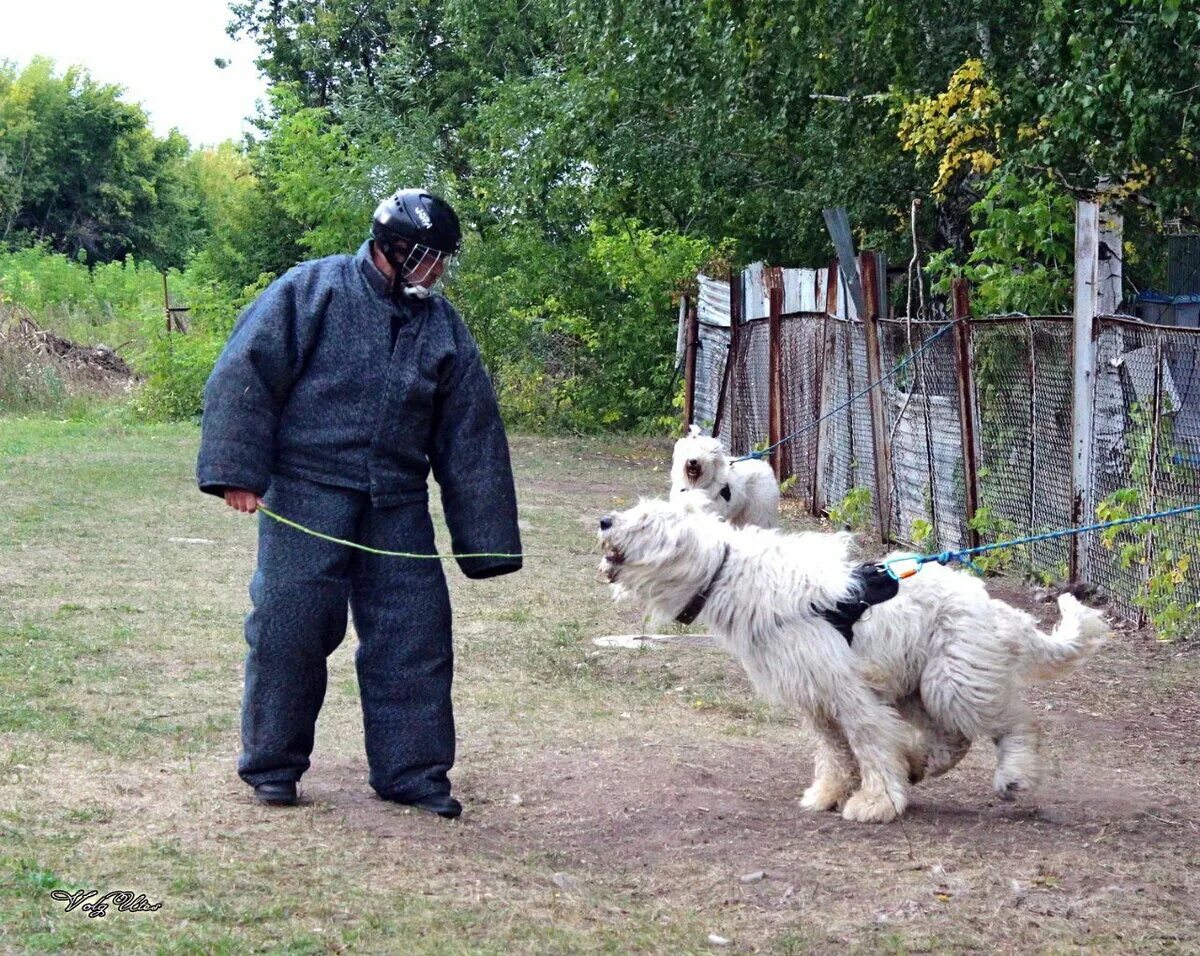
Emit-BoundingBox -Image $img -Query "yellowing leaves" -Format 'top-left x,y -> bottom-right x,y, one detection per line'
896,58 -> 1002,197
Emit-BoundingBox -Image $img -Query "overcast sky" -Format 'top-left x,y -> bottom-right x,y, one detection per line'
1,0 -> 270,146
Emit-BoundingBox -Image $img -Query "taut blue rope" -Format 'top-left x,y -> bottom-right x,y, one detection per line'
732,317 -> 961,463
883,502 -> 1200,580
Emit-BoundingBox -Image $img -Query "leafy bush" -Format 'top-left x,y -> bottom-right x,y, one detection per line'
827,487 -> 874,531
926,171 -> 1075,316
130,325 -> 224,422
0,245 -> 165,347
450,219 -> 721,433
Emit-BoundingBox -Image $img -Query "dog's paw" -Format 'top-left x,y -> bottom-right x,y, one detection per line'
993,771 -> 1036,801
903,747 -> 928,785
993,752 -> 1042,801
841,789 -> 905,823
800,779 -> 851,813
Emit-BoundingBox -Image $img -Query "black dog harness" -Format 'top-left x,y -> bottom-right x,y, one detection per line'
675,551 -> 899,640
675,544 -> 731,625
677,484 -> 731,501
816,563 -> 900,645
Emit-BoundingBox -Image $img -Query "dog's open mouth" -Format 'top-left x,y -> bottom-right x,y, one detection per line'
684,462 -> 702,482
601,545 -> 626,581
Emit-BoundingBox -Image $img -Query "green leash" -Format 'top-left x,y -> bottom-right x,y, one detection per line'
256,504 -> 526,561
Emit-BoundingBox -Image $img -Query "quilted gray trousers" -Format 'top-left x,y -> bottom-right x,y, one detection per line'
238,473 -> 454,802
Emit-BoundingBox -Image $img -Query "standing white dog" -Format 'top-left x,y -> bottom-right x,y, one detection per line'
598,499 -> 1108,823
670,424 -> 780,528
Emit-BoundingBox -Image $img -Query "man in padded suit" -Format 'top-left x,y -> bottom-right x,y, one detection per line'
197,189 -> 522,818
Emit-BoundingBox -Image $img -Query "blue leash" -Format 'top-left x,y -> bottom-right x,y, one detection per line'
732,318 -> 961,462
882,502 -> 1200,580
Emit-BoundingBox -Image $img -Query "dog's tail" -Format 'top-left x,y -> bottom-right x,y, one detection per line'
1014,593 -> 1109,681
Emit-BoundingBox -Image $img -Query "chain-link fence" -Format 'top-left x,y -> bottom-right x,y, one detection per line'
1086,317 -> 1200,625
684,262 -> 1200,628
777,312 -> 825,501
877,315 -> 969,553
818,315 -> 879,519
968,317 -> 1075,580
729,318 -> 771,454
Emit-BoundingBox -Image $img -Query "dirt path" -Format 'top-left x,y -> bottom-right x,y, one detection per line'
1,425 -> 1197,953
287,438 -> 1200,951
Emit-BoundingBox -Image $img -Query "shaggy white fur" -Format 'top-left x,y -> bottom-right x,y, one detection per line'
670,425 -> 780,528
598,499 -> 1109,824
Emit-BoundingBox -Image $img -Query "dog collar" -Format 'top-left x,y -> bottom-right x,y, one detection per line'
719,484 -> 731,502
676,544 -> 731,625
815,563 -> 900,645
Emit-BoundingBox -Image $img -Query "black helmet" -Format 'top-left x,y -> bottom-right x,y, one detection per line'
371,188 -> 462,256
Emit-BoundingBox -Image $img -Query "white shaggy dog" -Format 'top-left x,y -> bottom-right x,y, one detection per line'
598,499 -> 1108,823
670,425 -> 780,528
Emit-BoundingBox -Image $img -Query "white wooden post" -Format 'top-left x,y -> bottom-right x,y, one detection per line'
1070,197 -> 1123,582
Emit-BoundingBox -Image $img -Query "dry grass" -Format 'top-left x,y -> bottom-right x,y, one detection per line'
1,418 -> 1198,954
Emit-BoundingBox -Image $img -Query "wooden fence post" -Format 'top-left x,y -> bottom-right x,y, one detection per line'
860,251 -> 893,544
682,296 -> 699,432
1070,196 -> 1123,582
812,263 -> 838,516
162,272 -> 190,333
952,279 -> 982,550
713,269 -> 741,442
768,283 -> 783,480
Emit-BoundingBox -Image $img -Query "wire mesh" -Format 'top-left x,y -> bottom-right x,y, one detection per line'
728,317 -> 771,456
818,316 -> 877,515
878,316 -> 968,552
967,318 -> 1074,579
777,312 -> 826,504
1087,319 -> 1200,628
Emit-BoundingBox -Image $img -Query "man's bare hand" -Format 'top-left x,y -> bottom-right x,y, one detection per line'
224,488 -> 264,514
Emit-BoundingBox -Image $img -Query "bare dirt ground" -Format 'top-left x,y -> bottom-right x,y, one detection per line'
1,424 -> 1198,953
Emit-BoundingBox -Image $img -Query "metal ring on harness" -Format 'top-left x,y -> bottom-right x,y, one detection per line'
815,562 -> 902,645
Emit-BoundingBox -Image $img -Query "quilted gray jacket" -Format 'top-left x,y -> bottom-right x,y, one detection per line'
196,241 -> 521,579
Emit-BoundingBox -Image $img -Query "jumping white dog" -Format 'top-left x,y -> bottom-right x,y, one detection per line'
670,424 -> 780,528
598,499 -> 1108,823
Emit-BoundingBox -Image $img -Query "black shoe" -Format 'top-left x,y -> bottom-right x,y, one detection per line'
404,792 -> 462,819
254,781 -> 298,806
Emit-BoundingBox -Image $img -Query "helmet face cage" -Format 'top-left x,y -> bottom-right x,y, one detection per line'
400,242 -> 451,289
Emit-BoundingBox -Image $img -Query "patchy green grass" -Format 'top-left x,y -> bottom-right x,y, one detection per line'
1,415 -> 1198,954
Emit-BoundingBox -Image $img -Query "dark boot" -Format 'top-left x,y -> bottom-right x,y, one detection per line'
254,781 -> 298,806
401,792 -> 462,819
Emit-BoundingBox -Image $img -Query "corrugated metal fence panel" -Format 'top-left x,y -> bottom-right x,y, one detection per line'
782,269 -> 821,313
694,273 -> 731,444
1168,235 -> 1200,296
743,262 -> 767,320
693,323 -> 730,439
697,274 -> 730,327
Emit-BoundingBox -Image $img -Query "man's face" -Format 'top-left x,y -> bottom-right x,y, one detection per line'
400,242 -> 449,289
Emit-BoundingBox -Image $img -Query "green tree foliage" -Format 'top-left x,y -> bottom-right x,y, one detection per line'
6,1 -> 1199,430
0,58 -> 203,268
182,137 -> 307,297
